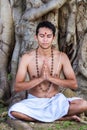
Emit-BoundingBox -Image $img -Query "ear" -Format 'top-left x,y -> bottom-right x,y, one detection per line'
34,35 -> 38,41
53,36 -> 55,40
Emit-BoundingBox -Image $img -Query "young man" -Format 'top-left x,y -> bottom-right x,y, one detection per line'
8,21 -> 87,122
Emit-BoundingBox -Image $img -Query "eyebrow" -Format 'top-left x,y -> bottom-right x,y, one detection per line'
39,33 -> 53,36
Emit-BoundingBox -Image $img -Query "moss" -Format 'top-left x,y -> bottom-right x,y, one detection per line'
0,104 -> 87,130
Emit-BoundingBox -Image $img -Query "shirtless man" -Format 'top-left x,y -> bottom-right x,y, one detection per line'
8,21 -> 87,122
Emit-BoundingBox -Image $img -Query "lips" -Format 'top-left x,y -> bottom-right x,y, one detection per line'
42,43 -> 49,45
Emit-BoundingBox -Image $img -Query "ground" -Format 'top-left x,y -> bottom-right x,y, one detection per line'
1,119 -> 87,130
0,103 -> 87,130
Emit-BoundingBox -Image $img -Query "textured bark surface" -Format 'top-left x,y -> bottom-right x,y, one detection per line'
0,0 -> 87,104
0,0 -> 14,100
0,0 -> 87,129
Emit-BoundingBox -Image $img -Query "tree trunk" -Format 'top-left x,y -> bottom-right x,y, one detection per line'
0,0 -> 87,103
0,0 -> 14,100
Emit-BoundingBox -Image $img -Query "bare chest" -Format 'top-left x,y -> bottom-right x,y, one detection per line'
28,55 -> 62,79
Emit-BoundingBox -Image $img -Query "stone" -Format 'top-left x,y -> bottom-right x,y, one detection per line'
7,118 -> 33,130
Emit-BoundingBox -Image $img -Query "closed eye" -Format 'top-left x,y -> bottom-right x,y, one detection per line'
39,34 -> 44,38
39,34 -> 53,38
47,34 -> 53,38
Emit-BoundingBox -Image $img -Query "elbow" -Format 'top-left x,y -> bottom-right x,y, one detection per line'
14,83 -> 20,92
14,87 -> 19,92
73,81 -> 78,90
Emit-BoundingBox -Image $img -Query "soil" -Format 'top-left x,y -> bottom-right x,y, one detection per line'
0,104 -> 87,130
1,120 -> 87,130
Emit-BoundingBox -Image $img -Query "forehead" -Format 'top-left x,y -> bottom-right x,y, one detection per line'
38,27 -> 53,34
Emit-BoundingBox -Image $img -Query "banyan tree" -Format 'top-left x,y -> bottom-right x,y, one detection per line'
0,0 -> 87,111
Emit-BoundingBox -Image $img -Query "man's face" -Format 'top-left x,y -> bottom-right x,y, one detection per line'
36,27 -> 55,49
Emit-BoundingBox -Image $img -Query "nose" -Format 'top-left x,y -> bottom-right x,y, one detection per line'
43,36 -> 48,42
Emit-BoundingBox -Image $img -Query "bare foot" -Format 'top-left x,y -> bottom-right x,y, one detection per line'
71,115 -> 82,122
58,115 -> 81,122
58,115 -> 87,124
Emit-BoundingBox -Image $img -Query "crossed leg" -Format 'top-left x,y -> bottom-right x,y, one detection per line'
11,99 -> 87,122
59,99 -> 87,122
11,111 -> 36,121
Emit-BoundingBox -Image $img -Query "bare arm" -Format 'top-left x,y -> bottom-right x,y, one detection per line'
14,54 -> 44,92
43,53 -> 78,90
48,76 -> 77,90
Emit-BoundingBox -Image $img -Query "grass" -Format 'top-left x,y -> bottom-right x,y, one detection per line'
78,125 -> 87,130
0,103 -> 87,130
29,120 -> 87,130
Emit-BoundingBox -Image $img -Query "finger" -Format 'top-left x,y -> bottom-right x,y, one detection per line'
44,60 -> 48,65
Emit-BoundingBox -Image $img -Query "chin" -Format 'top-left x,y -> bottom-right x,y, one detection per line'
40,45 -> 51,49
43,47 -> 51,49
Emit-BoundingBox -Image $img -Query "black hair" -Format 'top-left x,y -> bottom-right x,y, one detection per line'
36,21 -> 56,36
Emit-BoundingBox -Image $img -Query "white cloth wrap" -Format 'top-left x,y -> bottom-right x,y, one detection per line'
8,93 -> 80,122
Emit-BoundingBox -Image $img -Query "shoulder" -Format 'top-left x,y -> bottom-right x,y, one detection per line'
60,52 -> 70,64
21,50 -> 35,59
54,48 -> 68,59
54,49 -> 70,65
20,49 -> 36,63
60,52 -> 68,59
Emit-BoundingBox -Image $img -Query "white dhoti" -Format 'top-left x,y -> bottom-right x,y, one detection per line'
8,93 -> 80,122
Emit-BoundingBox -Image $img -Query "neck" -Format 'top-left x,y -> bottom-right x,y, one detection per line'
38,46 -> 52,57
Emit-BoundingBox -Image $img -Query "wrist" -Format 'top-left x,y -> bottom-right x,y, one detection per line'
47,75 -> 53,82
39,76 -> 45,82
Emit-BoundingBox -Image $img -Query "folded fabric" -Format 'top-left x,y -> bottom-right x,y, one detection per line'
8,93 -> 80,122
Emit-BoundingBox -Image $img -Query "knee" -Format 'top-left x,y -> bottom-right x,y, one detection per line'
79,99 -> 87,110
11,111 -> 16,117
82,99 -> 87,106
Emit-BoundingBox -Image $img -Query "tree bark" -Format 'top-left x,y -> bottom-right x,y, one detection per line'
0,0 -> 14,100
0,0 -> 87,102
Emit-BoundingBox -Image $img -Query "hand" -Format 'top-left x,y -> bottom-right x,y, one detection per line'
41,60 -> 51,81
